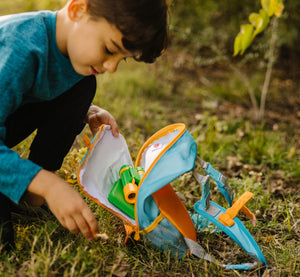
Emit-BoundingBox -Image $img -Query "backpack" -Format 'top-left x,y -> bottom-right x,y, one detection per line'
77,123 -> 267,270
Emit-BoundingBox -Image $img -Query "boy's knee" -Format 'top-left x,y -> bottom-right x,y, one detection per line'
52,76 -> 97,120
22,192 -> 45,207
84,75 -> 97,91
76,76 -> 97,102
67,76 -> 97,112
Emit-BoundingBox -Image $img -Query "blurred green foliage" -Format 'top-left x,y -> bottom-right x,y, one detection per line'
1,0 -> 298,75
0,0 -> 65,15
170,0 -> 300,74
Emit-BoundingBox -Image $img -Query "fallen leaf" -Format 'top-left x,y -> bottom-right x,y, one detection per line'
270,180 -> 285,194
107,253 -> 131,277
226,156 -> 243,170
262,235 -> 277,242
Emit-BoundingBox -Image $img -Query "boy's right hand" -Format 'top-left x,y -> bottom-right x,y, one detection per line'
27,169 -> 99,240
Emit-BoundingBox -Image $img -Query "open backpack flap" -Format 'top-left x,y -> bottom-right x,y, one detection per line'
77,123 -> 267,271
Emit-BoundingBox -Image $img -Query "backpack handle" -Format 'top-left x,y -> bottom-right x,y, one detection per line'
197,156 -> 234,206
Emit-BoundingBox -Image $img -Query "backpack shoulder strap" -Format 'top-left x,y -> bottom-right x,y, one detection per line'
191,160 -> 267,270
184,238 -> 219,265
196,156 -> 234,206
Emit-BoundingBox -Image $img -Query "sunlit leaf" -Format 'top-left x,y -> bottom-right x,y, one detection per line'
249,12 -> 260,26
240,24 -> 254,54
273,0 -> 284,17
233,24 -> 255,56
261,0 -> 271,12
259,8 -> 270,25
261,0 -> 284,17
252,9 -> 269,37
233,33 -> 243,56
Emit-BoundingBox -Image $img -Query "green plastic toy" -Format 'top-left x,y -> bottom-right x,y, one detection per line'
108,165 -> 144,219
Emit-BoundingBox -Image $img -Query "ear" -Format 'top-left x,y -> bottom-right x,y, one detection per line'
67,0 -> 88,21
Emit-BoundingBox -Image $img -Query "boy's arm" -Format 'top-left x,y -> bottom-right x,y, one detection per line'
27,169 -> 99,240
0,46 -> 43,203
0,44 -> 99,239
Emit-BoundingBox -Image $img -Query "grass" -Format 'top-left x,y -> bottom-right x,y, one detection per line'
1,1 -> 300,276
1,59 -> 298,276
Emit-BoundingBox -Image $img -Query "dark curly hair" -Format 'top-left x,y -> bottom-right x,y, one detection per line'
86,0 -> 168,63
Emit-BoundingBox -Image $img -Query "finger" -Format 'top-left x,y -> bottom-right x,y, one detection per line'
64,217 -> 80,234
73,214 -> 94,240
81,208 -> 99,237
91,126 -> 100,136
109,119 -> 119,137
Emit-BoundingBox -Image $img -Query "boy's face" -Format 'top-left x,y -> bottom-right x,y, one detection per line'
63,12 -> 136,76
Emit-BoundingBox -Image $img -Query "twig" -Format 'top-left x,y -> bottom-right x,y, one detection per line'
94,233 -> 109,240
229,63 -> 259,118
259,17 -> 278,119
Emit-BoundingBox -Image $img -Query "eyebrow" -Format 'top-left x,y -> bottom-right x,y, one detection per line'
111,39 -> 126,55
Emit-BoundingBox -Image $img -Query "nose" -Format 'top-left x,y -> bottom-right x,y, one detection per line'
103,58 -> 120,74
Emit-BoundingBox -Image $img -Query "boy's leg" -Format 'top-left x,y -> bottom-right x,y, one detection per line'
2,76 -> 96,247
0,193 -> 15,252
5,75 -> 96,170
29,76 -> 96,170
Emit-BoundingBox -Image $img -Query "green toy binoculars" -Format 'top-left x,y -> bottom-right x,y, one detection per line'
119,165 -> 144,204
108,165 -> 145,219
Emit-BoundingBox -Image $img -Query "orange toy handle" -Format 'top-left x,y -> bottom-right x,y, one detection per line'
218,191 -> 254,227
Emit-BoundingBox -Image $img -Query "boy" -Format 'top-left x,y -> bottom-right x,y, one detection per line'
0,0 -> 168,251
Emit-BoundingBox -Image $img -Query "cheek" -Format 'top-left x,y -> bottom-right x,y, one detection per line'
67,30 -> 105,65
75,43 -> 105,64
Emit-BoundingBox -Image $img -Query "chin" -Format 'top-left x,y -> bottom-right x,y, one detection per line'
71,63 -> 90,76
76,70 -> 91,77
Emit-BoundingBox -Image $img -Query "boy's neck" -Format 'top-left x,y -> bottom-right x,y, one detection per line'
56,7 -> 69,57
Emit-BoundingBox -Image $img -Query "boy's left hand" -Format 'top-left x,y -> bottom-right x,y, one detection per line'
85,105 -> 119,137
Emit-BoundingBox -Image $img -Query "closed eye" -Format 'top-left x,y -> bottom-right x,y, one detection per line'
105,46 -> 114,55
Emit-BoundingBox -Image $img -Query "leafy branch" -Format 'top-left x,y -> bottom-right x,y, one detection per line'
234,0 -> 284,56
233,0 -> 284,120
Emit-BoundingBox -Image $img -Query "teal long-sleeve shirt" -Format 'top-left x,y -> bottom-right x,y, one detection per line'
0,11 -> 84,203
